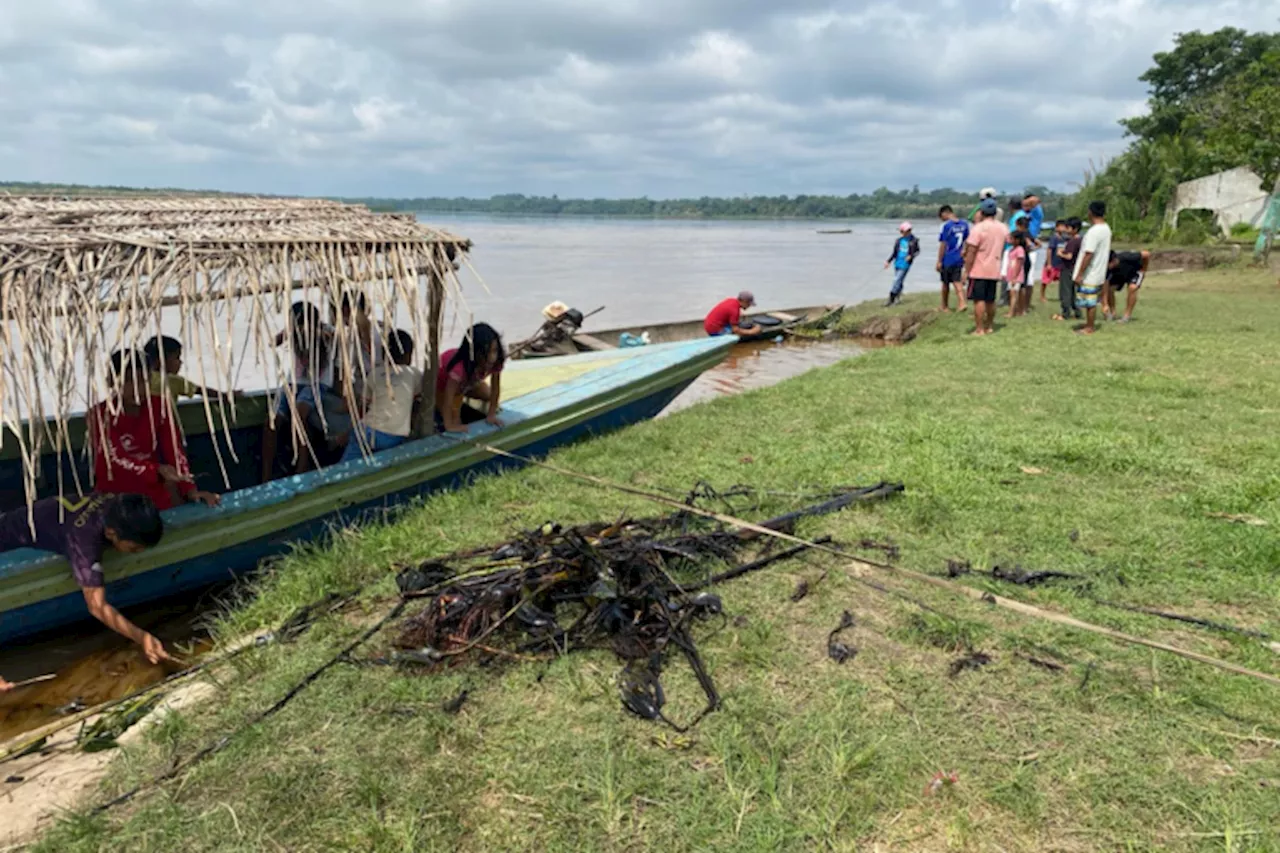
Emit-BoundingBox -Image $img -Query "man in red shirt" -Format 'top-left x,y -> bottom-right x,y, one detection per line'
88,350 -> 220,511
703,291 -> 761,337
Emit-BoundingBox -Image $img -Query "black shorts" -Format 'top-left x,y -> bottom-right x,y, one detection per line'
1108,272 -> 1144,290
968,278 -> 997,303
941,264 -> 964,285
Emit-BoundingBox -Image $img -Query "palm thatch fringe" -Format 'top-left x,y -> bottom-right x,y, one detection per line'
0,194 -> 471,518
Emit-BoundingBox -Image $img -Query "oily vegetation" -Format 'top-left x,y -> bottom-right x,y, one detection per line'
28,267 -> 1280,852
1074,27 -> 1280,242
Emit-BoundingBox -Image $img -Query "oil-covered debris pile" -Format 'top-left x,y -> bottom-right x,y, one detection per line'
376,482 -> 903,729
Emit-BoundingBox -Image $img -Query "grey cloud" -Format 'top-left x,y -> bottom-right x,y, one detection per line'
1,0 -> 1278,197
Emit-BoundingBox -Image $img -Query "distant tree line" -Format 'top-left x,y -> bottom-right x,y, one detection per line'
341,187 -> 1071,221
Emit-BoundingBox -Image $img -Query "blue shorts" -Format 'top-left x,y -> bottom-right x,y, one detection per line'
276,384 -> 352,437
340,425 -> 407,462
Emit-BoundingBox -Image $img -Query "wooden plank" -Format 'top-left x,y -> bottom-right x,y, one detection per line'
571,333 -> 614,352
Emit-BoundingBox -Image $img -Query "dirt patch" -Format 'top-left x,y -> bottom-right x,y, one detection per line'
856,311 -> 934,343
0,678 -> 218,846
1148,247 -> 1242,271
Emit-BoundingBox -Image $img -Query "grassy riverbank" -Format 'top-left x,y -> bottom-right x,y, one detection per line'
36,268 -> 1280,852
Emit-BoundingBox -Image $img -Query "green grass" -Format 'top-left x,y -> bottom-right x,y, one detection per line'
34,268 -> 1280,852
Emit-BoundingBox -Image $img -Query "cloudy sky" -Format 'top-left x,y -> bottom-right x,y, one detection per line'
1,0 -> 1277,199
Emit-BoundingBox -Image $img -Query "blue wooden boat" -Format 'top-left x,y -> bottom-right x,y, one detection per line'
0,337 -> 732,643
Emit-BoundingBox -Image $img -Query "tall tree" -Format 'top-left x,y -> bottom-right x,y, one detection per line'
1122,28 -> 1280,141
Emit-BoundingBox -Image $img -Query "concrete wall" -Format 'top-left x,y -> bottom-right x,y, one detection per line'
1165,166 -> 1268,232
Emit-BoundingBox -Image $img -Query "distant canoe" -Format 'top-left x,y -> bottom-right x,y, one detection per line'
817,229 -> 852,234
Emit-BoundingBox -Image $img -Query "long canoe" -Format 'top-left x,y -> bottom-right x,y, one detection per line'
518,304 -> 843,358
0,337 -> 733,643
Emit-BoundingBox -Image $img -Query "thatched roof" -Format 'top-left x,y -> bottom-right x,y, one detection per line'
0,194 -> 471,509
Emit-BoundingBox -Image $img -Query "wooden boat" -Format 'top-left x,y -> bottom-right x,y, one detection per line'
0,338 -> 732,643
0,196 -> 733,643
514,304 -> 844,359
817,229 -> 852,234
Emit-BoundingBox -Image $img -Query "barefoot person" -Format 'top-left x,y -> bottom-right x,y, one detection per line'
1073,201 -> 1112,335
703,292 -> 760,337
1054,218 -> 1084,322
1107,250 -> 1151,324
962,198 -> 1005,335
0,493 -> 173,664
936,205 -> 969,312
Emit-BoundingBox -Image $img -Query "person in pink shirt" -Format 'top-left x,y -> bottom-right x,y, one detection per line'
435,323 -> 506,434
962,198 -> 1006,336
1002,232 -> 1030,320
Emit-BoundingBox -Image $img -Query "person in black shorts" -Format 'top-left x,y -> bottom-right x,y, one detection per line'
1106,250 -> 1150,323
936,205 -> 970,312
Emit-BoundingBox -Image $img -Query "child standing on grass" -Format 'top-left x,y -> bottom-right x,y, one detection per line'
936,206 -> 970,313
1054,218 -> 1084,321
1041,220 -> 1067,304
883,222 -> 920,307
1002,233 -> 1029,319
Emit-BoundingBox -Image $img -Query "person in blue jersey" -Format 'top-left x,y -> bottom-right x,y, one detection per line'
935,205 -> 970,312
882,222 -> 920,307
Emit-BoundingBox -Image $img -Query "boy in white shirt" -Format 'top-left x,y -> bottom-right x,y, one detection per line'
341,329 -> 422,462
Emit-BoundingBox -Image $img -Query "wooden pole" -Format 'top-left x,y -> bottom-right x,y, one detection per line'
414,261 -> 444,438
1263,172 -> 1280,265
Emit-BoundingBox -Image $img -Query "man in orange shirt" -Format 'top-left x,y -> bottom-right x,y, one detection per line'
962,198 -> 1006,336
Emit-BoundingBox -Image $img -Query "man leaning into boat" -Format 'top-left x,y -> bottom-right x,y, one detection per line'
0,493 -> 174,675
704,291 -> 761,337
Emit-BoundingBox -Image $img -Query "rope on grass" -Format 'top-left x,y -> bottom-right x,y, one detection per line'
474,443 -> 1280,690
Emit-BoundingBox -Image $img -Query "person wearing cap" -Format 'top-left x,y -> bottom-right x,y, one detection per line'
969,188 -> 1005,224
962,198 -> 1005,335
883,222 -> 920,307
703,291 -> 761,337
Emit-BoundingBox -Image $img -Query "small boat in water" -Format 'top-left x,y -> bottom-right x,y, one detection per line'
0,196 -> 733,643
817,229 -> 852,235
513,304 -> 844,359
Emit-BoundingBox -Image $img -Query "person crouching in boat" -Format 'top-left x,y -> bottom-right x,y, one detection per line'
704,291 -> 760,337
0,493 -> 173,665
262,302 -> 353,480
88,349 -> 221,511
436,323 -> 505,434
342,330 -> 422,460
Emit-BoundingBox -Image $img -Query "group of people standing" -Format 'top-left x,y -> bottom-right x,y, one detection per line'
891,189 -> 1150,337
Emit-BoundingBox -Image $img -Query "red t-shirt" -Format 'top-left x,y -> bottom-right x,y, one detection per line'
704,298 -> 741,336
88,397 -> 194,511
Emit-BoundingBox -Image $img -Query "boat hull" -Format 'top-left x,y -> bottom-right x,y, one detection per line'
0,338 -> 730,643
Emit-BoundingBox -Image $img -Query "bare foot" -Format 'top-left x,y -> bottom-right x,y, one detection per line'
1075,327 -> 1096,336
1052,314 -> 1064,321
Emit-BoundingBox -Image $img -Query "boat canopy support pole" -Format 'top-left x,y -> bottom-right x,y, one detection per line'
415,263 -> 444,438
